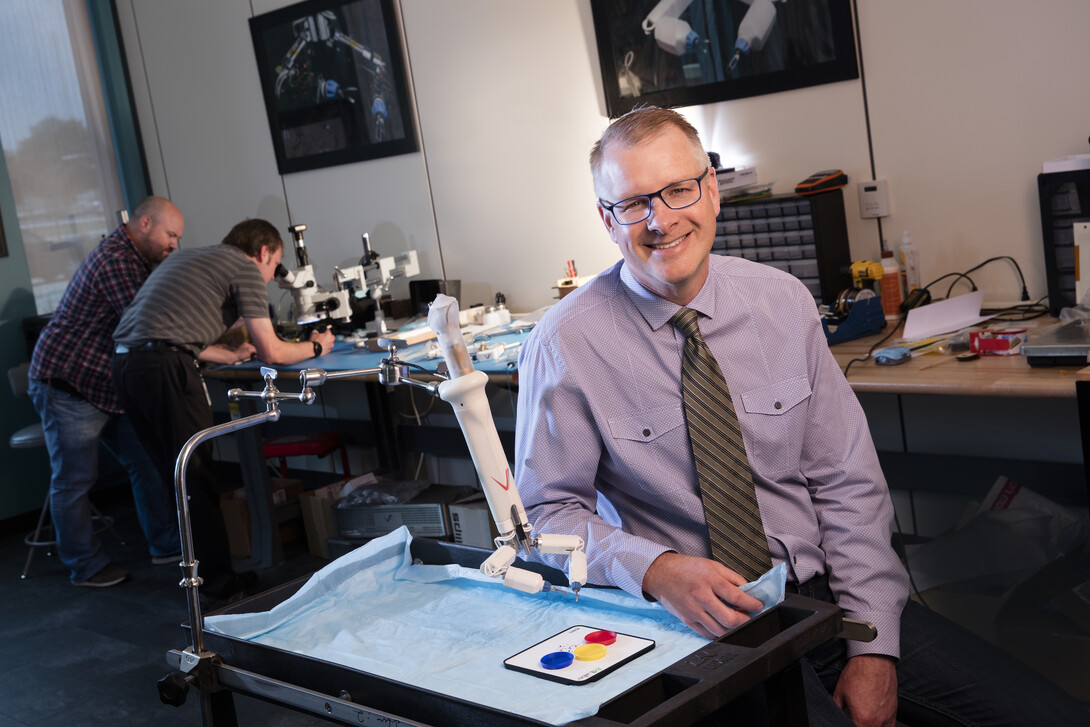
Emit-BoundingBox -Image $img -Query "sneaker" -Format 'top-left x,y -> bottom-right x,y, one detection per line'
151,553 -> 182,566
74,563 -> 131,588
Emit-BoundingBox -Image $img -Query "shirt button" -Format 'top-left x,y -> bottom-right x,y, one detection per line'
643,428 -> 651,437
774,401 -> 782,410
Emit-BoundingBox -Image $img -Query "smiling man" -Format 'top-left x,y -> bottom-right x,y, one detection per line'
514,107 -> 1085,726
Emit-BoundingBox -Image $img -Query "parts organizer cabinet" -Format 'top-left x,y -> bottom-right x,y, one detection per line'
713,188 -> 851,306
1038,168 -> 1090,316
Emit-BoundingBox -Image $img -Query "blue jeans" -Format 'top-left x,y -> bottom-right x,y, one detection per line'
790,574 -> 1089,726
28,379 -> 180,582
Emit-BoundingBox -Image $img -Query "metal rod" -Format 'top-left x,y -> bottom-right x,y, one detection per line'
174,409 -> 281,654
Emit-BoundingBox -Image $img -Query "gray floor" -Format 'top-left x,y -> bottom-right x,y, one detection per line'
0,488 -> 331,726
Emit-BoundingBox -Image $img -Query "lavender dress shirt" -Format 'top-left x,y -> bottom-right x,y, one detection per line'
515,255 -> 909,658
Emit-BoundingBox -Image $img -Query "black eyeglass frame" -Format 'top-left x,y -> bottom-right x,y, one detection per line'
598,167 -> 711,225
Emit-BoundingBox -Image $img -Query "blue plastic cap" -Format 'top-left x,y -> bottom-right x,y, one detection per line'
540,651 -> 575,670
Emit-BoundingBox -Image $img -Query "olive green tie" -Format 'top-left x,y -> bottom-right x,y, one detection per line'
671,307 -> 772,581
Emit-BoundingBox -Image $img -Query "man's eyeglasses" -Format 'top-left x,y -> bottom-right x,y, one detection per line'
599,168 -> 710,225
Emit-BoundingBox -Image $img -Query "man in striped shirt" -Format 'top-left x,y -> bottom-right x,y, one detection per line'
112,218 -> 333,607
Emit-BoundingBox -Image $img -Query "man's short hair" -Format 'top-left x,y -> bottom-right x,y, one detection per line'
589,106 -> 707,198
221,218 -> 283,257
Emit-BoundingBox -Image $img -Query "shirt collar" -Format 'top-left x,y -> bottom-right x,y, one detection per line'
118,223 -> 153,271
619,259 -> 717,332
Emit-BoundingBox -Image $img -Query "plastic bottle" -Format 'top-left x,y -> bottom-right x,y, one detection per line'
898,230 -> 921,293
880,250 -> 903,317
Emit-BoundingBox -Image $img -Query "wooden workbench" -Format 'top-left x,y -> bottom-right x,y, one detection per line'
828,320 -> 1080,398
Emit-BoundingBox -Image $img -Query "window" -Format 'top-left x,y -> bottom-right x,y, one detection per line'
0,0 -> 129,313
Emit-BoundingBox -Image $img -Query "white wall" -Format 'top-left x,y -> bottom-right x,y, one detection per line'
117,0 -> 1090,313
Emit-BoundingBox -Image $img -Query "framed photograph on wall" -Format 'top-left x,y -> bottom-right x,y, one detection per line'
249,0 -> 417,174
590,0 -> 858,118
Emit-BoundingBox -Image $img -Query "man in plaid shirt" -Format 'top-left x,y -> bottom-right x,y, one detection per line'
28,196 -> 184,587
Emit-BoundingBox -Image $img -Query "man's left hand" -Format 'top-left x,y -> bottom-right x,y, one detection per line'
310,328 -> 335,356
832,654 -> 898,727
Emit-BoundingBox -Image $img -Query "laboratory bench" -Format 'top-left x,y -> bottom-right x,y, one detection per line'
203,317 -> 1089,565
202,332 -> 525,567
827,319 -> 1087,529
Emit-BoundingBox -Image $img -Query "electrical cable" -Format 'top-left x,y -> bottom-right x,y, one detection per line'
924,256 -> 1031,303
915,271 -> 976,300
848,0 -> 885,252
985,294 -> 1050,322
943,273 -> 978,300
960,256 -> 1031,302
841,315 -> 906,376
395,381 -> 437,420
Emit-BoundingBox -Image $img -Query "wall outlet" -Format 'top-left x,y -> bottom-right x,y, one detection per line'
858,179 -> 890,218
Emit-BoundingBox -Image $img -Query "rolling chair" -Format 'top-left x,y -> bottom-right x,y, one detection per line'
7,363 -> 122,579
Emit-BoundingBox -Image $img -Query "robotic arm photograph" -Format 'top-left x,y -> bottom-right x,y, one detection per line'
594,0 -> 842,105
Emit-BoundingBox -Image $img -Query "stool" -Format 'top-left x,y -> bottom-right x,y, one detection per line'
263,431 -> 351,479
8,363 -> 122,580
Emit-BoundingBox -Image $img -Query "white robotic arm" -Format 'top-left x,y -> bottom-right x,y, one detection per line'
298,295 -> 586,597
427,295 -> 586,596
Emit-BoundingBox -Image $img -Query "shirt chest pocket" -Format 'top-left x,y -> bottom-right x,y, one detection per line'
608,404 -> 687,443
606,405 -> 690,484
737,376 -> 811,475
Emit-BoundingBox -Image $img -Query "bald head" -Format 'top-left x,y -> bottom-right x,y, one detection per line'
126,196 -> 183,263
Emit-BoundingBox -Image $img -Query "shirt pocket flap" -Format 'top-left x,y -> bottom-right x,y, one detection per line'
608,405 -> 687,442
740,376 -> 811,416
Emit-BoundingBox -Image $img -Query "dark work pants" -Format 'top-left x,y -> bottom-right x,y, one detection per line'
698,574 -> 1089,726
788,574 -> 1090,727
111,349 -> 236,598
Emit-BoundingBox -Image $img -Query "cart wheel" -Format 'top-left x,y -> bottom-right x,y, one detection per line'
158,671 -> 191,707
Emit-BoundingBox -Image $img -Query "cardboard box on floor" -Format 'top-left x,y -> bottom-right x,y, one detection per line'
220,477 -> 304,558
449,492 -> 499,549
300,473 -> 380,559
301,475 -> 486,558
300,481 -> 345,559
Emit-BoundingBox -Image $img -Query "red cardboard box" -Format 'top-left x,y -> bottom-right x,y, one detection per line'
969,329 -> 1026,356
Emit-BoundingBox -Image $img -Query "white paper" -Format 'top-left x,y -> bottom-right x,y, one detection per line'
902,290 -> 994,342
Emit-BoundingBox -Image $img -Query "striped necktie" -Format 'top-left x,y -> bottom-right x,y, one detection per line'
670,307 -> 772,581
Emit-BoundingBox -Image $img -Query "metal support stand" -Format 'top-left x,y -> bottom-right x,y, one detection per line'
158,367 -> 315,716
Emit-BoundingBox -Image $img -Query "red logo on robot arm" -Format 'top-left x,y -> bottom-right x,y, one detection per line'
490,469 -> 512,491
